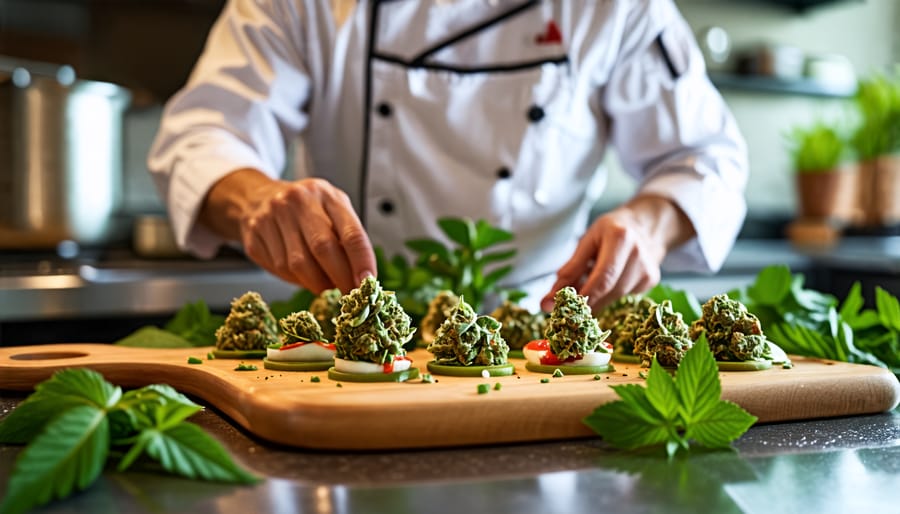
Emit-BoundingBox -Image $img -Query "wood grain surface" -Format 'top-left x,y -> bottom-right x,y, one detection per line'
1,344 -> 898,450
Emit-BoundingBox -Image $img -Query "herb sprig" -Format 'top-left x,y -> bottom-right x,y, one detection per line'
0,369 -> 258,514
728,264 -> 898,374
583,335 -> 757,459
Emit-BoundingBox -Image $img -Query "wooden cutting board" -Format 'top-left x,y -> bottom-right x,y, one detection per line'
1,344 -> 898,450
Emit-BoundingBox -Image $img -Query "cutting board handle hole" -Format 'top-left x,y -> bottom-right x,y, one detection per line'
10,351 -> 89,361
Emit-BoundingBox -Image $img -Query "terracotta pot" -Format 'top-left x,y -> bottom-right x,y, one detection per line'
795,163 -> 858,222
857,155 -> 900,227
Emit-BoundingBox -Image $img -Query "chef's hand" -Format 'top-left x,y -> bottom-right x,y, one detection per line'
540,195 -> 695,313
199,168 -> 376,294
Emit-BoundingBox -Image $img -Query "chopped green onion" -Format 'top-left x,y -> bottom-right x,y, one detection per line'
421,373 -> 436,384
552,368 -> 564,378
540,378 -> 550,383
593,374 -> 602,380
493,382 -> 502,391
206,352 -> 215,360
234,362 -> 257,371
187,356 -> 203,365
311,376 -> 321,383
477,383 -> 490,395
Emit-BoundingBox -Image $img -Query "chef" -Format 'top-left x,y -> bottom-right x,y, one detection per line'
148,0 -> 748,313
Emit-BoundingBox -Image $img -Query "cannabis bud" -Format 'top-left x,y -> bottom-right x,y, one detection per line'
333,276 -> 415,363
544,287 -> 610,360
309,288 -> 342,342
428,296 -> 509,366
419,290 -> 460,344
690,294 -> 769,362
633,299 -> 693,367
215,291 -> 280,351
279,311 -> 325,344
596,295 -> 657,357
490,300 -> 546,351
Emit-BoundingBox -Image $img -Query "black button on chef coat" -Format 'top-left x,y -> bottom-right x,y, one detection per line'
376,102 -> 393,117
527,105 -> 545,123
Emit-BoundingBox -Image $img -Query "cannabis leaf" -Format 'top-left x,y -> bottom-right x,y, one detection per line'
0,369 -> 259,514
0,405 -> 110,514
583,336 -> 757,458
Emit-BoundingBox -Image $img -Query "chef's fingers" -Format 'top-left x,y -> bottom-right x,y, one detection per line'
580,223 -> 633,310
540,236 -> 598,311
288,184 -> 359,293
322,188 -> 376,288
271,189 -> 335,294
247,221 -> 297,285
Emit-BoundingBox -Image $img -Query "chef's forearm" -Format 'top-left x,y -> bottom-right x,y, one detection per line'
199,168 -> 275,241
621,194 -> 696,254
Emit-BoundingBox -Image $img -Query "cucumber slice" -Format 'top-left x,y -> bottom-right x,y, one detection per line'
263,358 -> 333,371
212,349 -> 267,359
327,367 -> 420,383
507,350 -> 525,360
612,352 -> 641,364
426,362 -> 515,377
525,362 -> 615,375
716,360 -> 773,371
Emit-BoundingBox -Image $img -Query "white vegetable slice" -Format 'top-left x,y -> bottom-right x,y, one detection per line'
334,357 -> 412,374
267,343 -> 336,362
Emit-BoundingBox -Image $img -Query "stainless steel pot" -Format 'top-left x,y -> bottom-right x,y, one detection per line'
0,57 -> 131,249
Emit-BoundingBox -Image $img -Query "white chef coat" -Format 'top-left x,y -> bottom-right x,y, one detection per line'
148,0 -> 748,310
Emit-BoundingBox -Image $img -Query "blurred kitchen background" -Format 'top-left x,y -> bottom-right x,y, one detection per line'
1,0 -> 898,344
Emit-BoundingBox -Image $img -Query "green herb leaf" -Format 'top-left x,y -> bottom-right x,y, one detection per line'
269,289 -> 316,321
164,299 -> 225,346
405,239 -> 451,261
437,218 -> 474,247
583,338 -> 756,456
746,265 -> 792,305
875,287 -> 900,332
583,394 -> 671,450
0,369 -> 120,444
472,220 -> 514,250
645,358 -> 679,419
114,326 -> 195,348
0,405 -> 109,514
139,423 -> 259,484
676,335 -> 720,423
645,283 -> 702,325
685,401 -> 757,449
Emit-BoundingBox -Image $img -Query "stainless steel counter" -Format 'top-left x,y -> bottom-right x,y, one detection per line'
1,391 -> 898,514
0,239 -> 812,323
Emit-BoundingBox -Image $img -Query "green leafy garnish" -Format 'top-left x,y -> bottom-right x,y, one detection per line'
729,264 -> 898,375
644,283 -> 702,326
583,336 -> 757,459
114,300 -> 224,349
269,289 -> 316,322
380,217 -> 525,320
164,300 -> 225,346
114,326 -> 195,349
0,369 -> 257,514
234,363 -> 258,371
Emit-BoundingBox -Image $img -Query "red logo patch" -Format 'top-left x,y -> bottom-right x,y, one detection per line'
535,20 -> 562,45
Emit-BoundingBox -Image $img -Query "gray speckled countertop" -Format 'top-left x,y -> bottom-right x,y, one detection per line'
2,392 -> 899,514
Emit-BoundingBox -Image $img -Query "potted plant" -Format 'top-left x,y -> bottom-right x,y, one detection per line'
852,71 -> 900,228
787,122 -> 858,224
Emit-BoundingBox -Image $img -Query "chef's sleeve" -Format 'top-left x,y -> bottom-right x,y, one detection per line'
603,0 -> 749,273
147,0 -> 328,258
